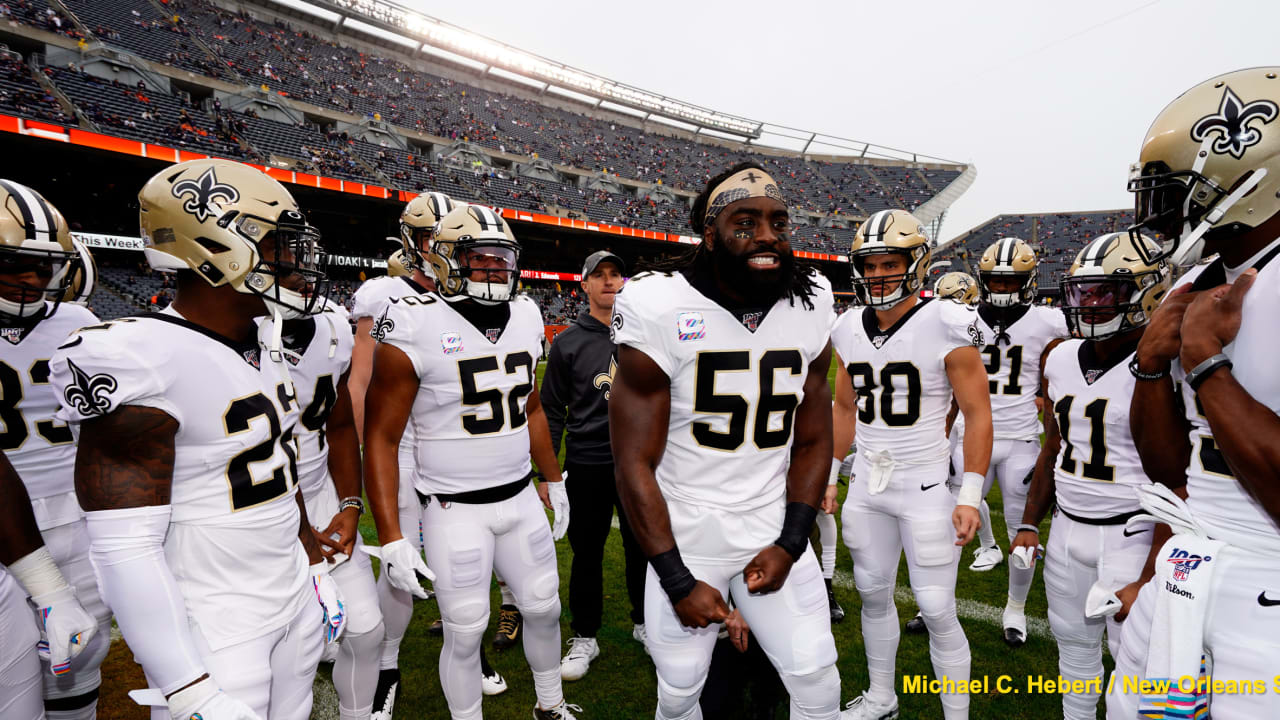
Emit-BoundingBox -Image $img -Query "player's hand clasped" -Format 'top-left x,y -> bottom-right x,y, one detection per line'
673,580 -> 730,629
315,506 -> 360,560
744,545 -> 796,594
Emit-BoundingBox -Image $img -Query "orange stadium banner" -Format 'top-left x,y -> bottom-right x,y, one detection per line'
0,113 -> 847,263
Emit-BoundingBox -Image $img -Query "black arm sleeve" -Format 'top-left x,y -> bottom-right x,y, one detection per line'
539,337 -> 570,459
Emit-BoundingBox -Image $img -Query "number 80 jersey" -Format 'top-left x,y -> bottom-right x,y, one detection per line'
830,299 -> 982,462
375,292 -> 544,496
610,270 -> 835,513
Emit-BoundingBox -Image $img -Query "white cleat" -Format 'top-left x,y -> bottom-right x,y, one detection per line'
969,545 -> 1004,572
841,691 -> 899,720
481,666 -> 507,696
533,701 -> 583,719
1002,606 -> 1027,648
559,636 -> 600,681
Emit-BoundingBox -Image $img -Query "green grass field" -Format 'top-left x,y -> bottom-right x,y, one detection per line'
99,359 -> 1103,719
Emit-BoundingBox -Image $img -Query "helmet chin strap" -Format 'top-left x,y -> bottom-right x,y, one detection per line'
1175,167 -> 1268,267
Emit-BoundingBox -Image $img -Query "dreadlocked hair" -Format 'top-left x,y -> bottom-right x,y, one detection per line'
638,160 -> 819,309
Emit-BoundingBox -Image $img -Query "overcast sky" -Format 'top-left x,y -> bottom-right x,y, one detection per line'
396,0 -> 1280,241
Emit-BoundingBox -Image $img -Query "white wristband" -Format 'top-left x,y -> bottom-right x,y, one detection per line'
828,458 -> 841,486
8,545 -> 71,599
955,471 -> 984,509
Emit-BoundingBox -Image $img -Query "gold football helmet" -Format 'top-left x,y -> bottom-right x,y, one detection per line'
977,237 -> 1038,306
138,158 -> 327,318
0,179 -> 77,318
428,205 -> 520,304
849,209 -> 930,308
386,248 -> 411,278
399,192 -> 455,271
62,237 -> 97,305
1061,232 -> 1172,340
1129,67 -> 1280,267
933,271 -> 978,305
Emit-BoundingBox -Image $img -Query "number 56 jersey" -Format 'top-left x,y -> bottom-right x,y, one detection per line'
375,292 -> 544,496
50,308 -> 309,651
610,270 -> 835,513
830,299 -> 982,462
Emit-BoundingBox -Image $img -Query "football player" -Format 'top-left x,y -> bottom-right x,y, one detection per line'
1011,232 -> 1170,720
611,162 -> 841,720
51,158 -> 344,720
363,204 -> 576,719
348,193 -> 507,720
1110,67 -> 1280,718
932,271 -> 978,306
956,238 -> 1067,646
0,179 -> 110,720
264,297 -> 385,720
0,429 -> 98,720
830,209 -> 990,720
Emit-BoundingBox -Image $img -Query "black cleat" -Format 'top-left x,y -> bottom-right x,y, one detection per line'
904,612 -> 927,635
826,579 -> 845,624
371,667 -> 400,720
428,618 -> 444,636
493,604 -> 522,651
1003,626 -> 1027,648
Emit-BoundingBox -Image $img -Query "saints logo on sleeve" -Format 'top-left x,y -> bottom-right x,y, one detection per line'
61,359 -> 117,416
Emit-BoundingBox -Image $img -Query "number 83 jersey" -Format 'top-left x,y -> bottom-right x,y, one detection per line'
51,307 -> 309,650
830,299 -> 982,462
610,270 -> 835,513
375,292 -> 544,496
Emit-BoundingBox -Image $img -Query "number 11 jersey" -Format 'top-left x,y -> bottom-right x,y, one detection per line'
610,270 -> 835,513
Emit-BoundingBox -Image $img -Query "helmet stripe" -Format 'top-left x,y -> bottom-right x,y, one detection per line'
1000,238 -> 1016,266
0,179 -> 54,242
470,205 -> 503,232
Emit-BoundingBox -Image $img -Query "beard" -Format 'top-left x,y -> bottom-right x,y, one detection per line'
710,241 -> 794,305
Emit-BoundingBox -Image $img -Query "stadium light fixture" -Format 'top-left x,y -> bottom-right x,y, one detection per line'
321,0 -> 762,137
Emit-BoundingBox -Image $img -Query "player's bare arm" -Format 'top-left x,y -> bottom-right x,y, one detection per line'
294,489 -> 324,564
348,316 -> 376,445
744,340 -> 833,594
0,451 -> 44,563
318,370 -> 361,557
612,344 -> 728,628
827,353 -> 857,514
1180,270 -> 1280,521
524,378 -> 563,510
1130,283 -> 1195,488
362,341 -> 417,545
946,344 -> 991,545
75,405 -> 176,511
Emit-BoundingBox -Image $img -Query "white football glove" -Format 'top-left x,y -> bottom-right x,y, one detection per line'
33,586 -> 97,676
377,538 -> 436,600
549,477 -> 570,541
166,677 -> 262,720
310,563 -> 346,644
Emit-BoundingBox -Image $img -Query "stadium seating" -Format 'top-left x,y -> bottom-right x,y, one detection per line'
0,52 -> 74,125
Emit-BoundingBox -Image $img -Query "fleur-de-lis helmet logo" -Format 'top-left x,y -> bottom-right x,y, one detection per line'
594,355 -> 617,400
371,311 -> 395,342
62,359 -> 117,416
171,167 -> 240,223
1191,86 -> 1279,159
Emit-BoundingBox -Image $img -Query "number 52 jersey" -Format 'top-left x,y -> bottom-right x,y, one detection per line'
375,292 -> 544,496
50,308 -> 309,651
610,270 -> 835,513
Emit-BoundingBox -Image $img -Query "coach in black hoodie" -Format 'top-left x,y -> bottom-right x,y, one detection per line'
541,250 -> 646,682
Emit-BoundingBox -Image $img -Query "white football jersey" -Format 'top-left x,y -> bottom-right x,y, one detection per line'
1171,241 -> 1280,553
264,303 -> 354,507
50,307 -> 309,650
974,304 -> 1068,441
376,292 -> 544,495
831,298 -> 981,464
1043,338 -> 1149,518
610,270 -> 835,513
0,303 -> 97,527
352,275 -> 432,467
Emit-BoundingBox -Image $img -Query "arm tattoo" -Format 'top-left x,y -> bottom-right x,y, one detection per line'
75,406 -> 177,511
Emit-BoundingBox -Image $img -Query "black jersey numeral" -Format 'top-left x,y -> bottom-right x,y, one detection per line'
846,361 -> 922,426
1054,395 -> 1114,482
458,351 -> 535,436
692,350 -> 803,451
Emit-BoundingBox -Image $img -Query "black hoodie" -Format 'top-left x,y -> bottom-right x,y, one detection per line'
540,310 -> 616,465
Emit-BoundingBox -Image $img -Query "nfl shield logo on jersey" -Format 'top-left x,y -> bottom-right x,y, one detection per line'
1167,547 -> 1212,582
741,311 -> 762,332
676,312 -> 706,342
1,326 -> 23,345
441,332 -> 464,355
